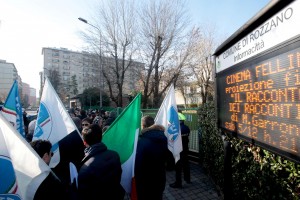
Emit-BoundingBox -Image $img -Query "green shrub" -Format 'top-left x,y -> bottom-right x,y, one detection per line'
198,102 -> 300,199
198,102 -> 224,189
229,136 -> 300,199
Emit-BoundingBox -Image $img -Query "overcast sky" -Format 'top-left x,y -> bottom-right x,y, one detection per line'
0,0 -> 270,95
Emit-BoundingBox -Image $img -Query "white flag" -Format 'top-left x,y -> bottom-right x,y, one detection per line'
32,78 -> 83,168
155,84 -> 182,163
0,113 -> 50,200
1,80 -> 25,137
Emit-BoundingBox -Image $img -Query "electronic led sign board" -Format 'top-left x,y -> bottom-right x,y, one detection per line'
215,0 -> 300,162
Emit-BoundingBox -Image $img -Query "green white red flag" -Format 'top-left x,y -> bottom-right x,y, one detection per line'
102,93 -> 141,194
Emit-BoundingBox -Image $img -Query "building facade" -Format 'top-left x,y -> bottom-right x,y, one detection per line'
0,60 -> 19,102
22,82 -> 30,105
42,47 -> 94,95
0,60 -> 37,107
29,87 -> 37,106
42,47 -> 144,106
175,84 -> 202,106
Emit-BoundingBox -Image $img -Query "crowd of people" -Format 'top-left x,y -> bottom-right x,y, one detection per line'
67,108 -> 117,135
22,108 -> 191,200
23,108 -> 117,143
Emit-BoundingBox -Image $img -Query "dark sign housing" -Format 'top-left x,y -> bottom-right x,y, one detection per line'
214,0 -> 300,163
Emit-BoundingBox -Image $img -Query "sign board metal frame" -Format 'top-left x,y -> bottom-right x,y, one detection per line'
214,0 -> 300,163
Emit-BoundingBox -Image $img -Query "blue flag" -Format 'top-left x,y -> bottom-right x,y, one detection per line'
1,80 -> 25,137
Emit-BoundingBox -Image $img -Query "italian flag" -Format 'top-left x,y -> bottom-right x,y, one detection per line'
102,93 -> 141,195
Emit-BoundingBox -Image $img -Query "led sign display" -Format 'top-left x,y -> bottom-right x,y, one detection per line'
215,0 -> 300,162
217,43 -> 300,161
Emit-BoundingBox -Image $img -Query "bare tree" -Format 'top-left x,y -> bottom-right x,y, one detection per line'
137,0 -> 196,108
47,69 -> 61,93
175,72 -> 189,108
79,0 -> 207,108
46,69 -> 69,103
80,0 -> 138,107
67,75 -> 78,97
186,26 -> 218,104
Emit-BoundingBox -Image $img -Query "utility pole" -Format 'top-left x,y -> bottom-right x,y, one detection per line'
78,17 -> 103,108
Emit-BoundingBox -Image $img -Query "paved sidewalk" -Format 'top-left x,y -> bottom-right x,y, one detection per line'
163,161 -> 221,200
124,161 -> 222,200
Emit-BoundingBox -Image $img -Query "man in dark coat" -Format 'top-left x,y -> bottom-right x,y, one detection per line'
30,139 -> 69,200
102,111 -> 116,127
135,116 -> 168,200
170,113 -> 191,188
78,124 -> 124,200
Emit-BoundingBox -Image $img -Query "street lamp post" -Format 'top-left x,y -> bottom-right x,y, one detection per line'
78,17 -> 103,109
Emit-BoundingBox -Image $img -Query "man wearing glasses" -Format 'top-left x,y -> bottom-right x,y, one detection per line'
30,139 -> 54,165
30,139 -> 70,200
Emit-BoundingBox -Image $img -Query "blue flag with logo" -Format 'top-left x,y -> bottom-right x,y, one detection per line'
155,84 -> 182,163
32,77 -> 84,184
1,80 -> 25,137
0,113 -> 50,199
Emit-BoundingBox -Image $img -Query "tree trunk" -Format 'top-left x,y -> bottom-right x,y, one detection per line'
153,36 -> 162,108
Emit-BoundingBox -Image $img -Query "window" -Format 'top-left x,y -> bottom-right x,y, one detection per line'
52,51 -> 59,57
63,65 -> 70,70
63,54 -> 70,59
63,76 -> 69,81
53,64 -> 59,68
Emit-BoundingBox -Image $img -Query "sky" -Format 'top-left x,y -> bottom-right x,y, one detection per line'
0,0 -> 270,96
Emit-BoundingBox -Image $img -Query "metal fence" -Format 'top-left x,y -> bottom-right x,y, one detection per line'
141,108 -> 199,153
99,107 -> 200,153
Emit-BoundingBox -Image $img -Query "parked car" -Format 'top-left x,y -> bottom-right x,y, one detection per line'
27,113 -> 37,123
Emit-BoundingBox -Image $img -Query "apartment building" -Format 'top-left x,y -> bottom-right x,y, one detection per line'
101,56 -> 144,95
0,60 -> 19,102
42,47 -> 144,100
22,82 -> 30,104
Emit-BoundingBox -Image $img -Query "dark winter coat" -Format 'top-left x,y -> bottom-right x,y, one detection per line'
34,173 -> 69,200
53,130 -> 85,187
102,115 -> 116,127
180,121 -> 190,151
135,125 -> 168,200
78,142 -> 124,200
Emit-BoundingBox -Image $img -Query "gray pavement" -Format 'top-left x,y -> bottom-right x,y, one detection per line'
124,161 -> 222,200
163,161 -> 221,200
